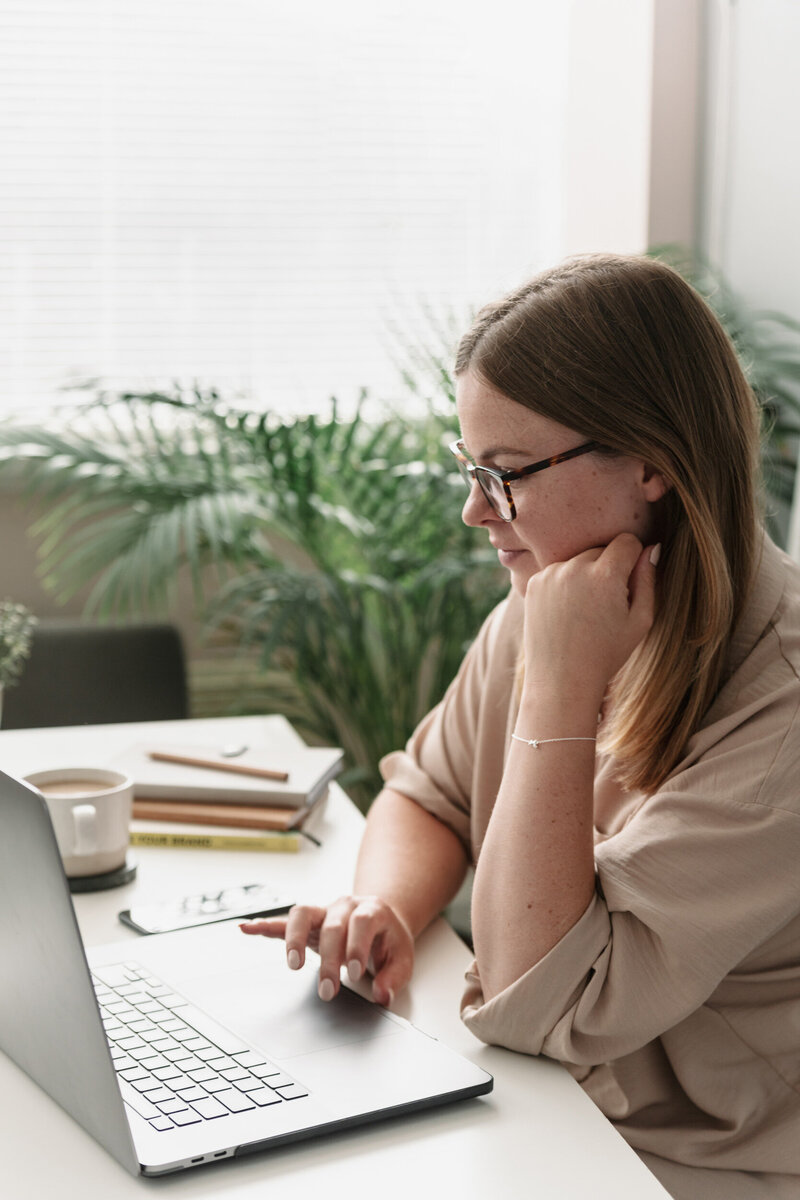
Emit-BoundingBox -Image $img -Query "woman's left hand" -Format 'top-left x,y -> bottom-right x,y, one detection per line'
521,533 -> 658,710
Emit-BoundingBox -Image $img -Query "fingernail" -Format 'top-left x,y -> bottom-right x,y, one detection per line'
347,959 -> 363,982
318,978 -> 335,1002
649,543 -> 661,566
287,949 -> 301,970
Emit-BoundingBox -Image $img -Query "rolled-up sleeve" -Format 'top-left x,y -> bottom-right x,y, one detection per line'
461,696 -> 800,1065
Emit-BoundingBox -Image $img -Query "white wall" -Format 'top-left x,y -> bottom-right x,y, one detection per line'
703,0 -> 800,317
560,0 -> 655,257
700,0 -> 800,557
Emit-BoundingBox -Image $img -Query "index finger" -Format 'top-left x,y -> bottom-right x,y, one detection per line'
239,904 -> 327,973
283,904 -> 329,970
239,916 -> 288,938
597,531 -> 645,576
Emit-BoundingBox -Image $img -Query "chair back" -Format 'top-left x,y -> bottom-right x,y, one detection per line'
2,620 -> 188,728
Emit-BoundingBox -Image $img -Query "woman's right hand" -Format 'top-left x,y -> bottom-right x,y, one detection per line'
240,894 -> 415,1006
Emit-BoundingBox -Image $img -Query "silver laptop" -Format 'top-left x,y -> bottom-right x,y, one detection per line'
0,770 -> 492,1176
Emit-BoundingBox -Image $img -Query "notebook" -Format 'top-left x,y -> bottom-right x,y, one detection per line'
110,715 -> 344,809
0,768 -> 492,1177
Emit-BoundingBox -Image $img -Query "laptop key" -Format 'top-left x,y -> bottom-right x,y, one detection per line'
107,1004 -> 138,1021
119,1066 -> 150,1083
110,1052 -> 137,1071
144,1086 -> 178,1104
232,1049 -> 274,1069
164,1048 -> 194,1063
205,1054 -> 236,1070
120,1079 -> 161,1120
260,1072 -> 294,1089
182,1037 -> 213,1053
130,1076 -> 161,1093
250,1062 -> 282,1079
184,1070 -> 215,1089
127,1018 -> 157,1034
189,1096 -> 230,1120
172,1084 -> 208,1102
157,1018 -> 185,1033
92,965 -> 133,988
123,990 -> 150,1006
235,1076 -> 265,1092
195,1046 -> 226,1062
144,983 -> 173,997
138,1000 -> 168,1015
150,1037 -> 181,1052
117,1035 -> 147,1051
169,1054 -> 203,1071
219,1066 -> 250,1082
216,1089 -> 257,1113
138,1053 -> 170,1071
248,1088 -> 283,1107
203,1077 -> 234,1094
170,1108 -> 203,1127
155,992 -> 187,1008
152,1065 -> 185,1082
172,1027 -> 203,1044
148,1115 -> 175,1131
128,1047 -> 155,1062
275,1083 -> 310,1101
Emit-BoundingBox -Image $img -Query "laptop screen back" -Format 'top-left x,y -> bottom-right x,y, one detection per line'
0,771 -> 140,1175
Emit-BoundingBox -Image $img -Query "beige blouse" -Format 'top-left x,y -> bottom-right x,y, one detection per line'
381,534 -> 800,1198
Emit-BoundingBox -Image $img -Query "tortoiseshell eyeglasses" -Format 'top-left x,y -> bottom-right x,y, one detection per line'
448,438 -> 602,522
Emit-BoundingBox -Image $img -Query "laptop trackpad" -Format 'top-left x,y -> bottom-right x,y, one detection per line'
175,960 -> 399,1061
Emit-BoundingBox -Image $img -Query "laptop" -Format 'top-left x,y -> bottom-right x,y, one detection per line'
0,770 -> 492,1176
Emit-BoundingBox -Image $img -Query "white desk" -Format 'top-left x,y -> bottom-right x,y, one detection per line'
0,716 -> 670,1199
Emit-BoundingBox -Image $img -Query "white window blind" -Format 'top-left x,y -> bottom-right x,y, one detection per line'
0,0 -> 569,415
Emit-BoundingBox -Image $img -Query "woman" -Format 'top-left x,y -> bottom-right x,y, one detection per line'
242,254 -> 800,1198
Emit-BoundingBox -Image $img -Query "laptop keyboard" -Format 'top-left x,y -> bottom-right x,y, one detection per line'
92,961 -> 309,1133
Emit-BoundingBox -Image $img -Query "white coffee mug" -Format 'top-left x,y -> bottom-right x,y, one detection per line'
24,767 -> 134,878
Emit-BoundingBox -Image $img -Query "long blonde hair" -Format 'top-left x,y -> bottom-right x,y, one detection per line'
455,253 -> 762,793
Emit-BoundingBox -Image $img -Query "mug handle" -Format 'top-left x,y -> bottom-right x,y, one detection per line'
72,804 -> 97,856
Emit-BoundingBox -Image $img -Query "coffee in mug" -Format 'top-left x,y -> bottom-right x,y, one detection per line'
24,767 -> 133,878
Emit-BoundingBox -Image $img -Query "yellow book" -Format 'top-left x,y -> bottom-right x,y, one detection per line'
129,827 -> 300,853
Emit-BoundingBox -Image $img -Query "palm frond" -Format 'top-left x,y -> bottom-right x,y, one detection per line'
0,381 -> 503,807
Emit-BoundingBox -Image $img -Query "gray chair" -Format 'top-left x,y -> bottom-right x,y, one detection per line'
2,619 -> 188,729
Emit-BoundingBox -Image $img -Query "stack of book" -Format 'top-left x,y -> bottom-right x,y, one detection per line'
111,715 -> 344,853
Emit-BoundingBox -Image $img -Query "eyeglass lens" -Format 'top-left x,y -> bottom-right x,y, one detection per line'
478,472 -> 511,519
455,458 -> 512,520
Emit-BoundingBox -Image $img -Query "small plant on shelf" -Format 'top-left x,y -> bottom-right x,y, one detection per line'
0,600 -> 36,721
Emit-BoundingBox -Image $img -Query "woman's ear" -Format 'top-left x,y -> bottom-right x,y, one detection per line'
641,463 -> 671,503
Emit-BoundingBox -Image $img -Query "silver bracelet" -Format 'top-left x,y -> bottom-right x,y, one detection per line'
511,734 -> 597,750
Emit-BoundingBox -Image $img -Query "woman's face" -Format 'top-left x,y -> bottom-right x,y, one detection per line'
456,371 -> 667,595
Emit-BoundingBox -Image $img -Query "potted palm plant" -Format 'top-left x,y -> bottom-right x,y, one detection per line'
0,391 -> 505,807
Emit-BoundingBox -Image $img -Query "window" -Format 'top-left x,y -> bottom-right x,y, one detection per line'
0,2 -> 583,414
